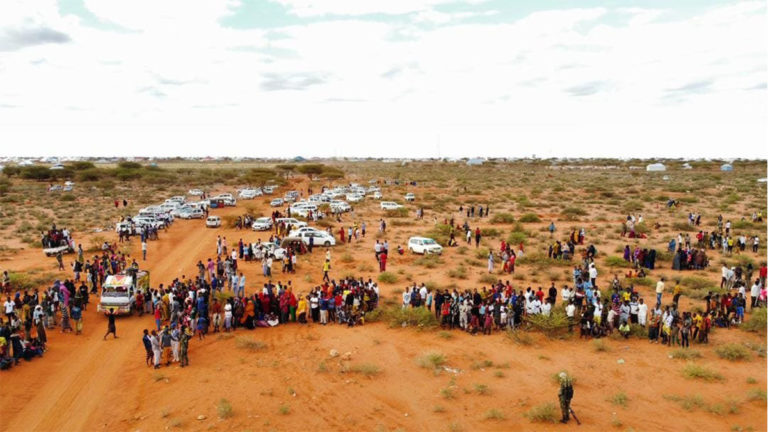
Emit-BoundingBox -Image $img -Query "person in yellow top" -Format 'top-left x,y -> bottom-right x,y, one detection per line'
297,294 -> 308,324
322,259 -> 331,282
672,281 -> 682,306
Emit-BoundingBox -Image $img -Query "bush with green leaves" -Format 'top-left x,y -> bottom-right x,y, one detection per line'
519,213 -> 541,223
714,343 -> 751,361
490,212 -> 515,224
377,272 -> 398,284
524,403 -> 557,423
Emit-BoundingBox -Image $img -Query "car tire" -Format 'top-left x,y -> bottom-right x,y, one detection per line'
324,241 -> 331,247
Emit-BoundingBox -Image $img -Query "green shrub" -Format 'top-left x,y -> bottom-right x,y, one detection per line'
415,254 -> 443,268
592,339 -> 610,352
349,363 -> 382,377
561,207 -> 586,220
524,403 -> 557,423
60,194 -> 76,202
367,304 -> 438,329
482,408 -> 505,421
217,398 -> 233,419
490,212 -> 515,224
478,274 -> 497,285
609,392 -> 629,407
714,344 -> 751,361
377,272 -> 398,284
670,349 -> 702,360
741,307 -> 766,334
236,337 -> 267,351
418,351 -> 447,370
506,329 -> 534,346
524,309 -> 570,338
682,363 -> 724,382
448,265 -> 468,279
384,207 -> 409,218
604,256 -> 629,268
519,213 -> 541,223
747,389 -> 767,402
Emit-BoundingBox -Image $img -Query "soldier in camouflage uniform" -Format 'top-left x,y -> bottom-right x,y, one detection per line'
558,372 -> 574,423
179,326 -> 191,367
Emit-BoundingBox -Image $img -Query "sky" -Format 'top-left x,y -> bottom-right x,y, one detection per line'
0,0 -> 765,159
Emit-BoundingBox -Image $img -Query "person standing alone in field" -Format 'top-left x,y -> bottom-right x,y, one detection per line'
558,372 -> 574,423
141,240 -> 147,261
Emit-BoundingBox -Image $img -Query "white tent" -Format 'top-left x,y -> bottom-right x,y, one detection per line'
646,163 -> 666,172
466,158 -> 485,166
720,163 -> 733,172
681,163 -> 692,169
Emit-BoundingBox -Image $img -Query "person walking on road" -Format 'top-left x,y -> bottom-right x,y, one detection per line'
103,308 -> 117,340
141,240 -> 147,261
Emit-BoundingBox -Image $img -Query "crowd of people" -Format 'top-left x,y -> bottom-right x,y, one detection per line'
135,267 -> 381,369
0,240 -> 140,370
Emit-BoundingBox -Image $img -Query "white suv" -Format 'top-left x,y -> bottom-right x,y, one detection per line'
252,217 -> 273,231
408,237 -> 443,255
381,201 -> 403,210
404,193 -> 415,202
297,230 -> 336,247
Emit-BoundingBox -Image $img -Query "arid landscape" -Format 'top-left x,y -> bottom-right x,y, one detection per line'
0,159 -> 766,432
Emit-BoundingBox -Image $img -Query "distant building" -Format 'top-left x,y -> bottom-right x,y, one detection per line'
466,158 -> 485,166
646,163 -> 666,172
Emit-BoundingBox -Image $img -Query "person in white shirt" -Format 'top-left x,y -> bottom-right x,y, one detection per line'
541,301 -> 552,317
588,264 -> 598,285
561,286 -> 571,304
655,278 -> 665,305
637,298 -> 648,327
402,288 -> 411,309
750,281 -> 761,309
4,297 -> 15,318
419,284 -> 428,303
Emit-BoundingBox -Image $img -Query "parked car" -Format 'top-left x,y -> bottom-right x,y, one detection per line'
263,186 -> 276,195
275,217 -> 307,228
404,193 -> 415,202
167,196 -> 186,204
289,226 -> 321,237
206,216 -> 221,228
408,237 -> 443,255
251,242 -> 286,260
270,198 -> 284,207
369,191 -> 382,200
346,193 -> 363,202
238,188 -> 261,199
381,201 -> 403,210
188,189 -> 204,196
210,195 -> 236,206
178,207 -> 204,219
330,201 -> 351,212
252,217 -> 273,231
296,230 -> 336,247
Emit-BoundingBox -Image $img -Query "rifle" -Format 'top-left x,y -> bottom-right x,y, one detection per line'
569,407 -> 581,425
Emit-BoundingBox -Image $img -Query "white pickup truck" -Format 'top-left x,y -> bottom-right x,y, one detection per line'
98,270 -> 150,315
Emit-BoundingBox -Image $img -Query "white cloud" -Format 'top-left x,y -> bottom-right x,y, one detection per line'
270,0 -> 486,17
0,1 -> 764,158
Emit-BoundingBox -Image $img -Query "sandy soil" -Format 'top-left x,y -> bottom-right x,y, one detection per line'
1,177 -> 766,432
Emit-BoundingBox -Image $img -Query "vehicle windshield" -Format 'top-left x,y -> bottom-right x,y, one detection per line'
423,239 -> 436,245
102,286 -> 129,296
